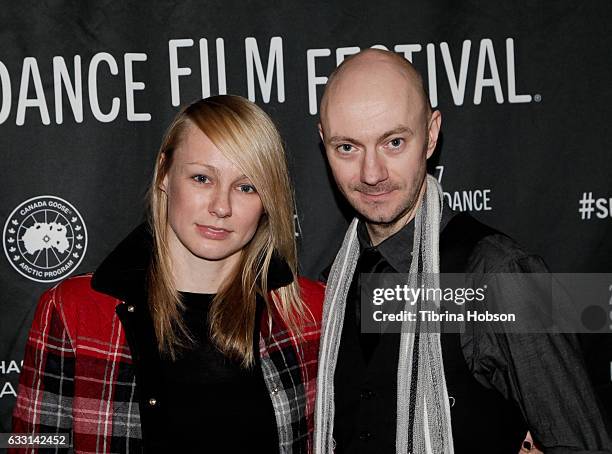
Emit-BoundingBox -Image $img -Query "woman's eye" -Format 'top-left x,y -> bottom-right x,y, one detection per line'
338,144 -> 355,154
238,184 -> 257,194
388,138 -> 403,148
193,175 -> 210,184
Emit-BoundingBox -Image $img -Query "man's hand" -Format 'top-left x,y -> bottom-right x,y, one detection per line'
519,432 -> 543,453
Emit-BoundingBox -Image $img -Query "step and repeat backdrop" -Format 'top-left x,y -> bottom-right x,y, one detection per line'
1,1 -> 611,432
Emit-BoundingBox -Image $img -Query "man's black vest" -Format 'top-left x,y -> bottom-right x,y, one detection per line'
333,213 -> 527,453
440,213 -> 527,452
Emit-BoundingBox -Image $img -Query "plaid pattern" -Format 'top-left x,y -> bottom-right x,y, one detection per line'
11,274 -> 323,454
260,279 -> 323,454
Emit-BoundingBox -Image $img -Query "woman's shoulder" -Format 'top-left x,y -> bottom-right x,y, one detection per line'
28,273 -> 124,350
49,272 -> 119,303
296,276 -> 325,298
296,276 -> 325,319
41,273 -> 122,324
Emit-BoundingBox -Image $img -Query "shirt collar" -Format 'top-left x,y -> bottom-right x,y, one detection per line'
357,202 -> 457,273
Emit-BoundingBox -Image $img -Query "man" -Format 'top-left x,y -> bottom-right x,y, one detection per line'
314,48 -> 611,453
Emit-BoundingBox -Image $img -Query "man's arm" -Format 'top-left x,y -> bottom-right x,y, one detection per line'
469,254 -> 612,453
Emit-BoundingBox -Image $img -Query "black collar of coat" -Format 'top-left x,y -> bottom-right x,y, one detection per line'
91,222 -> 294,303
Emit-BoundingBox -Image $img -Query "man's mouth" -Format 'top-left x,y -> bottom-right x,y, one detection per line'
357,189 -> 395,201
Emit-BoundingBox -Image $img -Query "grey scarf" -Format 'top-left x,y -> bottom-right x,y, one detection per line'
314,175 -> 454,454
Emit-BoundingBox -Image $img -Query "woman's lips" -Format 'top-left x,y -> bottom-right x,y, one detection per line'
196,224 -> 232,240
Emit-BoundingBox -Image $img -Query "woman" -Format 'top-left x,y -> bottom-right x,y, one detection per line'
11,95 -> 324,453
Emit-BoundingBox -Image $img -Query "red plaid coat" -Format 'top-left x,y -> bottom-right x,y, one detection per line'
11,227 -> 324,454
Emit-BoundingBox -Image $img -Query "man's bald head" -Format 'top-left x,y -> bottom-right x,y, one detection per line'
320,48 -> 432,130
317,47 -> 442,244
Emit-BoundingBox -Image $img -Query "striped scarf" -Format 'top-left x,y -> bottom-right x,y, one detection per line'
314,175 -> 454,453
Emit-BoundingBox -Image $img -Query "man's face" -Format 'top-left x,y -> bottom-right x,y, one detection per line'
320,71 -> 440,229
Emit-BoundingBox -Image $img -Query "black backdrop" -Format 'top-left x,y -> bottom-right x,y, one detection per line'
1,1 -> 611,434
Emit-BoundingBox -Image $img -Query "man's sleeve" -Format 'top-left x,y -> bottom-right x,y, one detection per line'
10,287 -> 74,453
468,254 -> 612,453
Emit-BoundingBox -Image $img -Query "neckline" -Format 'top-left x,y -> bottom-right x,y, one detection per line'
179,291 -> 216,297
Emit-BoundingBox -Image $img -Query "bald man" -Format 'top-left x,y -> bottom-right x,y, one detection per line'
314,49 -> 611,454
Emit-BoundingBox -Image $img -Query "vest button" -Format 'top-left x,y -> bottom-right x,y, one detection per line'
359,431 -> 371,441
148,398 -> 157,406
360,389 -> 375,400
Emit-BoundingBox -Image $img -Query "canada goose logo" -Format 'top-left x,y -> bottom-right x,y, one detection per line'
3,196 -> 87,282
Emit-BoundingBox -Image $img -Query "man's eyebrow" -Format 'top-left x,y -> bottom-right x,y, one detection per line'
376,126 -> 413,143
327,135 -> 363,146
327,126 -> 413,146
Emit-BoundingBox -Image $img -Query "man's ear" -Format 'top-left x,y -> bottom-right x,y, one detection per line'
318,123 -> 325,142
426,110 -> 442,159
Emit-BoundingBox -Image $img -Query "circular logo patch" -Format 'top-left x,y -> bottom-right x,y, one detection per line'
3,196 -> 88,283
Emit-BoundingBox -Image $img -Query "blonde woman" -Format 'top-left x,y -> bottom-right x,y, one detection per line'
11,95 -> 324,453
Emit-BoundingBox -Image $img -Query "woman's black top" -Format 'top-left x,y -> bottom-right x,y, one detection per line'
156,292 -> 279,453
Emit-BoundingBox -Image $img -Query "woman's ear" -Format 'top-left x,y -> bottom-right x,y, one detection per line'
159,153 -> 168,193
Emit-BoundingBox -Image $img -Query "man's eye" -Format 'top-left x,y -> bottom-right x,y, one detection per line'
193,175 -> 210,184
338,144 -> 355,154
388,138 -> 403,148
238,184 -> 257,194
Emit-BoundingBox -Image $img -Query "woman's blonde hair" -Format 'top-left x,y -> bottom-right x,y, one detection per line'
147,95 -> 305,366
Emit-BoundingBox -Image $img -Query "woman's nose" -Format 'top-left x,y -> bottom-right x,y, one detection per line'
208,187 -> 232,218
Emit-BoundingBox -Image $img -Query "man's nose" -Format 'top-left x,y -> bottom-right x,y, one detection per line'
208,186 -> 232,218
361,149 -> 388,186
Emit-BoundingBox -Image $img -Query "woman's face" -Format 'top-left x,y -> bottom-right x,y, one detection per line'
161,122 -> 264,264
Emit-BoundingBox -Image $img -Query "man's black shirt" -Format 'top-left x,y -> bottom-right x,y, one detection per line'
330,207 -> 611,453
